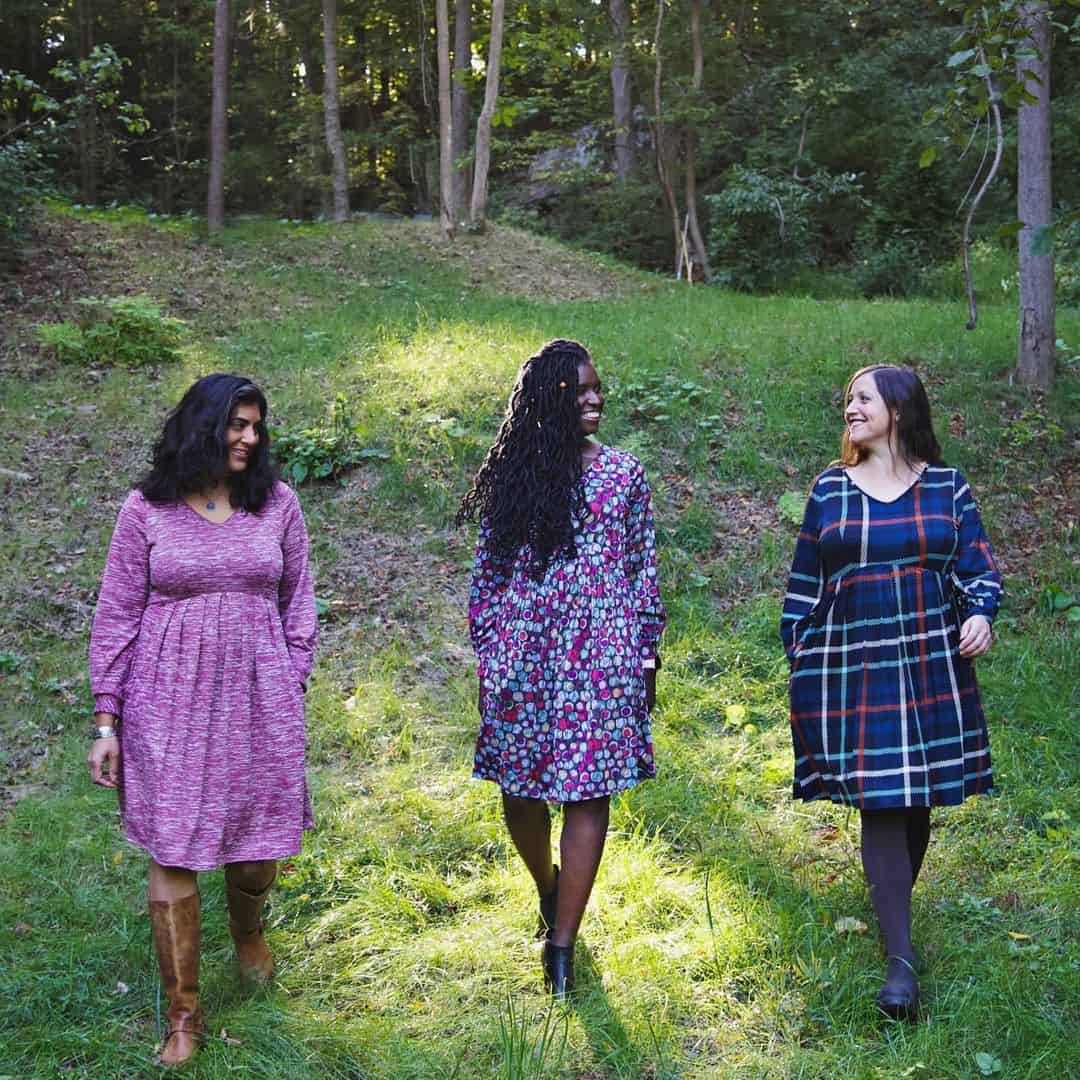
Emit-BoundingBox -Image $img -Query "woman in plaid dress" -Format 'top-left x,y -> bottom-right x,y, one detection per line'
781,365 -> 1000,1020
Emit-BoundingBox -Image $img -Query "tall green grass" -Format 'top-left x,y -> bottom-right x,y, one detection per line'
0,208 -> 1077,1077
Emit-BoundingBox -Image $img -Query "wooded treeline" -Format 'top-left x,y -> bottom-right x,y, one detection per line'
2,1 -> 1078,294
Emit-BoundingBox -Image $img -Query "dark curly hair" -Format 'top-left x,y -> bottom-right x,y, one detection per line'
457,339 -> 593,579
139,373 -> 278,513
837,364 -> 942,469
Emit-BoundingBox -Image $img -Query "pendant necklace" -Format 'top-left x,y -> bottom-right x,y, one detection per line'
206,498 -> 216,510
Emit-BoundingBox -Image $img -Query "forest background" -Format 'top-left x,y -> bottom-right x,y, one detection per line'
2,0 -> 1080,302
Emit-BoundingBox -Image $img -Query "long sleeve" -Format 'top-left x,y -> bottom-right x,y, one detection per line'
468,517 -> 513,657
89,491 -> 151,717
624,463 -> 666,663
781,484 -> 825,661
950,470 -> 1002,622
278,487 -> 318,685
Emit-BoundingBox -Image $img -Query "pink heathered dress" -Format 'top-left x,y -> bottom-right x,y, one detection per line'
89,481 -> 317,871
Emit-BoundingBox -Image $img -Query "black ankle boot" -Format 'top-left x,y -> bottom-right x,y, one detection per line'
877,955 -> 919,1020
542,937 -> 574,1000
537,866 -> 559,940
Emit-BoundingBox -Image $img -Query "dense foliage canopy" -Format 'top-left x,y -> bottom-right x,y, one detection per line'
2,0 -> 1078,293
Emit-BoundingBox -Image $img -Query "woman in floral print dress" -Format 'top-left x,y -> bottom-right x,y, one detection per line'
459,339 -> 665,997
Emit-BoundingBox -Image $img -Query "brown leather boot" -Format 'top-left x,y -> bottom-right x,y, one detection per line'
149,892 -> 203,1067
225,863 -> 277,983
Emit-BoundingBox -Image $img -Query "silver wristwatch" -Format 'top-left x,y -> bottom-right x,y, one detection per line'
93,724 -> 118,740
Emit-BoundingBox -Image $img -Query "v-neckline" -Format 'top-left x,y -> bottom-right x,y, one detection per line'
181,498 -> 240,526
842,464 -> 927,505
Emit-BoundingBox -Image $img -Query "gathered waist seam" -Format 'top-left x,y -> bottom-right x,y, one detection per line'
146,589 -> 277,606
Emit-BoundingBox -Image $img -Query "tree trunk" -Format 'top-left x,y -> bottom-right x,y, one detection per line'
653,0 -> 681,273
321,0 -> 349,222
1016,2 -> 1055,389
436,0 -> 454,238
609,0 -> 633,180
451,0 -> 473,224
469,0 -> 505,230
684,0 -> 710,279
207,0 -> 230,233
77,0 -> 97,205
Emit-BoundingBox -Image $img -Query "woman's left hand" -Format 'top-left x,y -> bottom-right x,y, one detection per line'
958,614 -> 993,658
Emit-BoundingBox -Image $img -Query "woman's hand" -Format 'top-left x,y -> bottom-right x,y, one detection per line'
88,713 -> 121,788
958,614 -> 993,658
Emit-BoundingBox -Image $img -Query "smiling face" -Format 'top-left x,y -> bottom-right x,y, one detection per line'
577,360 -> 604,436
226,400 -> 262,472
844,371 -> 894,450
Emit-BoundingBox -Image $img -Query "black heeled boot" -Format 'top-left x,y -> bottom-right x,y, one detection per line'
877,955 -> 919,1020
542,937 -> 575,1000
537,866 -> 559,940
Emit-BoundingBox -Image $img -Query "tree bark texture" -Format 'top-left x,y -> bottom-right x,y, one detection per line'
77,0 -> 97,205
684,0 -> 711,279
469,0 -> 505,229
436,0 -> 454,238
451,0 -> 473,224
321,0 -> 349,222
653,0 -> 681,274
1016,2 -> 1055,388
207,0 -> 230,232
609,0 -> 633,180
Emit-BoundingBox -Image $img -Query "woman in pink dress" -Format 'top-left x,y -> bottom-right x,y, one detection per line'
87,373 -> 316,1066
458,339 -> 665,999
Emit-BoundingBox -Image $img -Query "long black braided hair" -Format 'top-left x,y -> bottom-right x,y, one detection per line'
457,339 -> 593,579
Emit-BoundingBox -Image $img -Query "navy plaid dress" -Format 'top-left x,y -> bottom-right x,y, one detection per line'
781,466 -> 1001,809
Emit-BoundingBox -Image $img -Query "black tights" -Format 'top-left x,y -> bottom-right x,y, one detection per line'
859,808 -> 931,962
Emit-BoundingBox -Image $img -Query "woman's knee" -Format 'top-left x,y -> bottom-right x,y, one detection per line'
225,859 -> 277,893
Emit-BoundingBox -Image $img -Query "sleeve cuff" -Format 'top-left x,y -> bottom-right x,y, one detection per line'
93,694 -> 123,718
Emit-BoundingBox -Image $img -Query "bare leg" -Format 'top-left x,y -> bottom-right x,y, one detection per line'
149,859 -> 198,901
550,796 -> 609,948
502,794 -> 558,896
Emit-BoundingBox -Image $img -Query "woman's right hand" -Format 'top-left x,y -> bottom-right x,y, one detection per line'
88,717 -> 121,788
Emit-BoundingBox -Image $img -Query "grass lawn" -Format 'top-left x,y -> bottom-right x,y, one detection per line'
0,206 -> 1077,1079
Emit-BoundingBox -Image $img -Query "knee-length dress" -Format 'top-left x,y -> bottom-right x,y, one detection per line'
89,482 -> 317,870
781,466 -> 1001,809
469,445 -> 666,802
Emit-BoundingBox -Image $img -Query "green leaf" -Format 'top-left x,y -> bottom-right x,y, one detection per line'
778,491 -> 806,526
1029,224 -> 1054,257
292,461 -> 309,484
974,1052 -> 1003,1076
998,220 -> 1025,240
1066,606 -> 1080,623
947,48 -> 977,67
918,146 -> 937,169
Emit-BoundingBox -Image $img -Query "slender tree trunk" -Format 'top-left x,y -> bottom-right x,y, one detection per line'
609,0 -> 633,180
436,0 -> 454,238
451,0 -> 472,224
469,0 -> 505,230
653,0 -> 681,273
1016,2 -> 1055,388
321,0 -> 349,222
77,0 -> 97,205
684,0 -> 710,279
207,0 -> 230,232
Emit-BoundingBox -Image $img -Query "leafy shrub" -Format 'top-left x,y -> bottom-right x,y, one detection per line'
706,166 -> 865,291
45,294 -> 183,365
851,234 -> 925,298
272,393 -> 389,485
35,294 -> 184,366
0,141 -> 47,262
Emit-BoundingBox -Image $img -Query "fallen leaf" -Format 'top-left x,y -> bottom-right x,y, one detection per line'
219,1028 -> 243,1047
1006,931 -> 1031,941
13,922 -> 32,934
114,981 -> 129,995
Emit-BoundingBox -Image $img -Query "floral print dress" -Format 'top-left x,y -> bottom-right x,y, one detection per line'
469,445 -> 666,802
